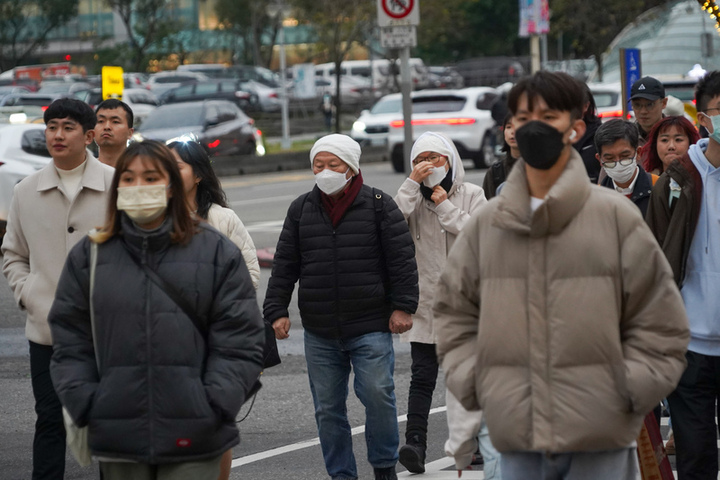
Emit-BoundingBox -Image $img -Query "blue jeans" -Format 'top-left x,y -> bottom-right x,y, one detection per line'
304,330 -> 399,480
501,447 -> 638,480
478,417 -> 502,479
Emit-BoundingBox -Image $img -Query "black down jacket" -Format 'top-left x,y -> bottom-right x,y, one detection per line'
264,184 -> 419,339
49,215 -> 264,464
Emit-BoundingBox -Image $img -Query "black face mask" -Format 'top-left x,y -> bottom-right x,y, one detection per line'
515,120 -> 571,170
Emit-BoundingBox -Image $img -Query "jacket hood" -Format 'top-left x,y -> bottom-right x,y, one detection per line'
493,149 -> 591,237
409,131 -> 465,196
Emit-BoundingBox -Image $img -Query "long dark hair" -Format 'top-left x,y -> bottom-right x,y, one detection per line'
92,140 -> 198,245
167,140 -> 228,219
642,116 -> 700,173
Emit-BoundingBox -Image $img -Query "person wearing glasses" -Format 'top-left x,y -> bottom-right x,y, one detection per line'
646,70 -> 720,480
629,77 -> 667,146
594,119 -> 655,217
393,132 -> 489,475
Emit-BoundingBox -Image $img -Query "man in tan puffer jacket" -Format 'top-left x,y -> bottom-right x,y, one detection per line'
434,71 -> 689,480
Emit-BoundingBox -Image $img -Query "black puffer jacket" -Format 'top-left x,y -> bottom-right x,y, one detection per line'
264,184 -> 419,339
49,215 -> 264,464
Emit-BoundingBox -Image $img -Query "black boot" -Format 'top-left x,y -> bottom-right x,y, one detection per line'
374,466 -> 398,480
398,435 -> 426,474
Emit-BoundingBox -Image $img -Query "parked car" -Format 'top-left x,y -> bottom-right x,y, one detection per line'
38,81 -> 92,95
384,87 -> 499,172
307,76 -> 373,105
159,80 -> 257,112
74,88 -> 158,127
588,82 -> 633,122
455,56 -> 526,87
134,100 -> 260,157
0,93 -> 65,109
427,66 -> 464,89
0,86 -> 32,102
350,93 -> 403,147
146,71 -> 209,97
0,124 -> 52,236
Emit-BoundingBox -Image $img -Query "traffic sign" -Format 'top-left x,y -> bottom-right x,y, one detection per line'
377,0 -> 420,27
380,26 -> 417,49
102,66 -> 124,101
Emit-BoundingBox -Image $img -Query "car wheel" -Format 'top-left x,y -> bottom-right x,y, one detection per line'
474,133 -> 495,169
391,146 -> 405,173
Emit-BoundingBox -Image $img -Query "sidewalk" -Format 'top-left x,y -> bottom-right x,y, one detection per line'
398,456 -> 485,478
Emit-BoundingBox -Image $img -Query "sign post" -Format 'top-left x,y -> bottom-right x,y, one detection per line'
377,0 -> 419,172
101,66 -> 124,101
619,48 -> 641,120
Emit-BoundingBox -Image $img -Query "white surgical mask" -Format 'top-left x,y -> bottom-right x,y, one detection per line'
315,168 -> 351,195
423,166 -> 448,188
604,157 -> 637,185
117,184 -> 168,225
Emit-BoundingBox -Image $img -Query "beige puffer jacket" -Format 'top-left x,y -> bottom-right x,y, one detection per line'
435,152 -> 689,453
394,133 -> 487,344
206,203 -> 260,290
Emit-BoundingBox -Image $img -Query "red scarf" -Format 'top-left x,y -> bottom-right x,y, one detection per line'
320,171 -> 364,227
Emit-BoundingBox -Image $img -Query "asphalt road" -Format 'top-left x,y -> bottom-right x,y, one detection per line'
0,161 -> 490,479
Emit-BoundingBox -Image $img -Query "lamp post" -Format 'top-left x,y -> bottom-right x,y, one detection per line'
267,1 -> 291,151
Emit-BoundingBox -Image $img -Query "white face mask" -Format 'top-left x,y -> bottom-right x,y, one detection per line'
117,184 -> 168,225
315,168 -> 351,195
604,157 -> 637,185
423,165 -> 448,188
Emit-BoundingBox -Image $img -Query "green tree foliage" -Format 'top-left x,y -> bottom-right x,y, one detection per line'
215,0 -> 279,67
293,0 -> 375,131
416,0 -> 523,64
0,0 -> 79,71
104,0 -> 185,71
550,0 -> 669,80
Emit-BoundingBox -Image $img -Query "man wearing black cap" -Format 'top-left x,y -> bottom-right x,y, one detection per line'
630,76 -> 667,146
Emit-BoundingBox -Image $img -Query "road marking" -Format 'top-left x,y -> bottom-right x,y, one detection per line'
245,220 -> 285,232
222,172 -> 312,188
398,456 -> 485,479
230,194 -> 298,207
231,406 -> 448,470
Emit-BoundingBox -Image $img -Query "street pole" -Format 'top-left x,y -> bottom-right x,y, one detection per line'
400,46 -> 413,170
278,24 -> 291,151
530,35 -> 541,73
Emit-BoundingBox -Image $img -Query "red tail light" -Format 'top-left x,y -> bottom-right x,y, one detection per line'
269,92 -> 278,98
208,139 -> 221,149
390,118 -> 477,128
41,106 -> 49,111
598,109 -> 630,119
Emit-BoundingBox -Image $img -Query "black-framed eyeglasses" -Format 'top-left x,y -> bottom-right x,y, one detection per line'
412,154 -> 446,166
601,158 -> 635,169
704,107 -> 720,116
630,100 -> 658,112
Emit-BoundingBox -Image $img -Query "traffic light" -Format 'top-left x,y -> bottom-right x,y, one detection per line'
64,54 -> 72,61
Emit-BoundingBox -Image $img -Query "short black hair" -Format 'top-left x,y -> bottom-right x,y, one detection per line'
508,71 -> 585,120
44,98 -> 97,132
695,71 -> 720,113
593,119 -> 639,155
96,99 -> 134,128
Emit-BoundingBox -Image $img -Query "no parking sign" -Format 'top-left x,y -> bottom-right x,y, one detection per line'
377,0 -> 419,27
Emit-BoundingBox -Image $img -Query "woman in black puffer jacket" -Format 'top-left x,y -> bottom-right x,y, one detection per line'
48,141 -> 264,479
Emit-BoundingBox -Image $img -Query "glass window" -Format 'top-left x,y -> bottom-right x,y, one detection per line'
592,91 -> 619,108
370,98 -> 402,114
172,85 -> 194,97
412,96 -> 466,113
476,92 -> 498,110
195,83 -> 219,96
22,130 -> 51,157
140,105 -> 204,130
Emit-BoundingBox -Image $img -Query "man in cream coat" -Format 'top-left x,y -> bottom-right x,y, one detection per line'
434,72 -> 689,479
2,98 -> 115,479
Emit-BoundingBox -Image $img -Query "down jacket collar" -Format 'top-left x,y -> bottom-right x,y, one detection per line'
119,213 -> 173,256
493,149 -> 591,237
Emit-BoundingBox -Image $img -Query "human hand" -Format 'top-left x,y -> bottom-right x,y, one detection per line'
431,185 -> 448,205
389,310 -> 412,334
409,161 -> 434,184
273,317 -> 291,339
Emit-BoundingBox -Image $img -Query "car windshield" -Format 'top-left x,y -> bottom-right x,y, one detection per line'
412,96 -> 466,113
592,91 -> 619,108
140,105 -> 204,130
370,98 -> 402,114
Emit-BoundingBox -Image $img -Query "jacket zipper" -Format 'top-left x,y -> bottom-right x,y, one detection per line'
142,237 -> 156,458
333,229 -> 341,338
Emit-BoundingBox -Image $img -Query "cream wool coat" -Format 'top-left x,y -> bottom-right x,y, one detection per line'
435,152 -> 690,453
394,135 -> 487,344
2,153 -> 114,345
206,203 -> 260,290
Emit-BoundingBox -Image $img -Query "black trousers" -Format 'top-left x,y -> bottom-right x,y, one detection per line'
667,350 -> 720,480
405,342 -> 439,445
29,341 -> 66,480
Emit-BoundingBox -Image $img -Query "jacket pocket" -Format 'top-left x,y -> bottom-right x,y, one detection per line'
610,363 -> 635,413
19,273 -> 37,312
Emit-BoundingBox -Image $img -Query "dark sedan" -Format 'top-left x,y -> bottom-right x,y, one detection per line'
159,80 -> 259,112
134,100 -> 259,157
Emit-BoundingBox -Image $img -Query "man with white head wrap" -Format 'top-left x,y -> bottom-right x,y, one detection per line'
264,134 -> 419,480
393,132 -> 493,475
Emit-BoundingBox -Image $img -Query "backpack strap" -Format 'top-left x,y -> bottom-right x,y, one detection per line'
491,161 -> 506,195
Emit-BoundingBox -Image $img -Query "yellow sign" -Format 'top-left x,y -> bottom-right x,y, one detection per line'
102,66 -> 124,101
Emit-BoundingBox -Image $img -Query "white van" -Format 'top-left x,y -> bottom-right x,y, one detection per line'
315,58 -> 429,92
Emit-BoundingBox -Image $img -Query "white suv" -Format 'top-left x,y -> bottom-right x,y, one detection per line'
385,87 -> 499,172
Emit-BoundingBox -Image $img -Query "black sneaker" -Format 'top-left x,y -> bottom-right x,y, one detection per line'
374,466 -> 398,480
399,442 -> 426,474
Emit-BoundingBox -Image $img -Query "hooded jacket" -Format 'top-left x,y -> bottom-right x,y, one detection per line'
49,215 -> 264,463
435,151 -> 689,453
394,132 -> 487,344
